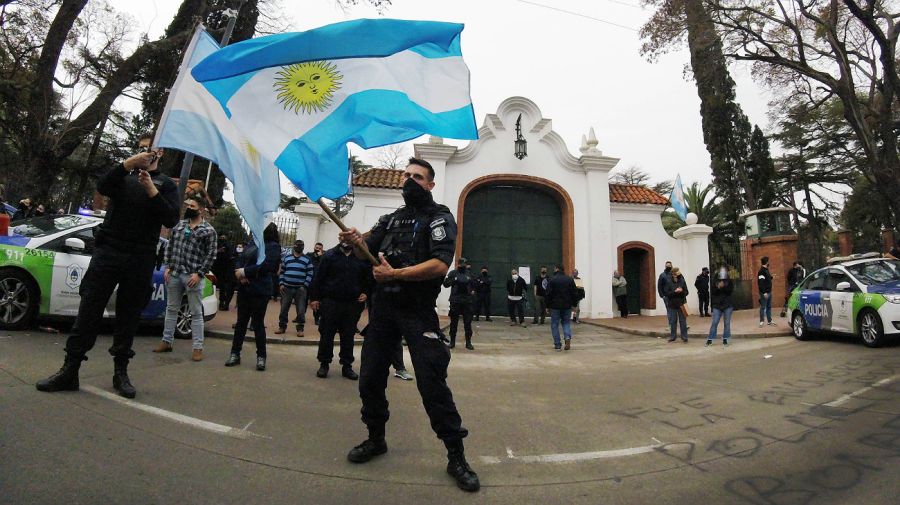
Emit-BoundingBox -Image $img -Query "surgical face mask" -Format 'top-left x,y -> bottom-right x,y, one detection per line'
401,177 -> 431,207
183,208 -> 199,219
719,269 -> 728,279
236,245 -> 244,253
512,274 -> 518,280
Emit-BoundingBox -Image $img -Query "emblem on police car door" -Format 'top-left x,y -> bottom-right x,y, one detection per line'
65,264 -> 84,290
431,226 -> 446,241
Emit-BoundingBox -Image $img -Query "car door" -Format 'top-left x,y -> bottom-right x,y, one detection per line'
799,270 -> 828,330
824,269 -> 858,334
42,225 -> 97,317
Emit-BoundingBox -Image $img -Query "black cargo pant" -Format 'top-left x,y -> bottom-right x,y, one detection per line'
317,298 -> 363,366
359,295 -> 468,442
474,292 -> 491,319
698,290 -> 710,315
448,300 -> 473,342
64,246 -> 157,363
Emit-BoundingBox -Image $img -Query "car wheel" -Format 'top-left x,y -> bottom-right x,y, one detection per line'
174,296 -> 194,339
858,309 -> 884,348
791,311 -> 810,341
0,268 -> 39,331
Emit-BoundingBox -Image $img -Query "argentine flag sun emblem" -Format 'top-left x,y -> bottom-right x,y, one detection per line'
274,61 -> 343,114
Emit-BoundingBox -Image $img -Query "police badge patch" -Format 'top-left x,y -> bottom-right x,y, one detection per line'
431,226 -> 446,241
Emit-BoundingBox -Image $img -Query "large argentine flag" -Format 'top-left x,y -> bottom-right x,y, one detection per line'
155,26 -> 280,262
191,19 -> 478,201
670,174 -> 688,221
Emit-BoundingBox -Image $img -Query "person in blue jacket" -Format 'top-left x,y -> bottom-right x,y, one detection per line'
225,223 -> 281,371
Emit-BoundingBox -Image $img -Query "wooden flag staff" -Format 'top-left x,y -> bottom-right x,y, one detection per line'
316,198 -> 380,266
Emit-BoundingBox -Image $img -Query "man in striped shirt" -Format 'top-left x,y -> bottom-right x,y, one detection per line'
277,239 -> 313,337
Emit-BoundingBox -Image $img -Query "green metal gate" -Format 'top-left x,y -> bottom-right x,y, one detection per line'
623,249 -> 644,314
461,185 -> 562,316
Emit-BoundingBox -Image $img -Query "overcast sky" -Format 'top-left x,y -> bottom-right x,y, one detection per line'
108,0 -> 774,191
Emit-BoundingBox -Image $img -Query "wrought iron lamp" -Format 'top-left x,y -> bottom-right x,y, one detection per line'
514,113 -> 527,160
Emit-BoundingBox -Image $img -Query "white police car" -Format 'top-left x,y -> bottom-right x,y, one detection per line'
0,213 -> 218,336
787,254 -> 900,347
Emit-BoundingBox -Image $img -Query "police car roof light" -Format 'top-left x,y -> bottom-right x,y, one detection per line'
826,252 -> 882,265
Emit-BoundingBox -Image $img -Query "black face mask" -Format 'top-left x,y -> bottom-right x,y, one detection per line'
184,208 -> 199,219
339,243 -> 352,252
293,247 -> 303,254
665,266 -> 672,272
401,177 -> 432,208
482,271 -> 488,276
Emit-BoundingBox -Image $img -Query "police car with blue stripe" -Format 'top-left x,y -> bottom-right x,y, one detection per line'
787,253 -> 900,347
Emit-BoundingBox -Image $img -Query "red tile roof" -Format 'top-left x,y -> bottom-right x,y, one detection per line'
608,183 -> 669,205
353,168 -> 405,189
353,169 -> 669,205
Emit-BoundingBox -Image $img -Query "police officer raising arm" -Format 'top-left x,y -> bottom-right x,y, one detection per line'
36,133 -> 180,399
338,157 -> 480,493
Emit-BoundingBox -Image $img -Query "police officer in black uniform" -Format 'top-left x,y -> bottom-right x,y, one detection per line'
339,157 -> 480,492
473,265 -> 493,321
36,133 -> 180,398
443,257 -> 477,350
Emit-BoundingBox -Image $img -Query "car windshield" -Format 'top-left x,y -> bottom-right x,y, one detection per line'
10,215 -> 94,238
846,260 -> 900,286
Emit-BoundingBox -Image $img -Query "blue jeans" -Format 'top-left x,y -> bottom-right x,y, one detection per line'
549,308 -> 572,348
708,306 -> 733,341
162,273 -> 205,349
667,306 -> 688,341
759,292 -> 772,323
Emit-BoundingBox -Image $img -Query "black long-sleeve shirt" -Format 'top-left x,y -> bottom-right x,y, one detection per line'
95,164 -> 180,254
308,246 -> 374,302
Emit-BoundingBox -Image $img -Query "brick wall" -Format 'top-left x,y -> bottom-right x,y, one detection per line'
741,235 -> 800,308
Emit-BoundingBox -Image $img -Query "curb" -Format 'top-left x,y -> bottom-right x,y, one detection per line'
205,329 -> 363,347
580,319 -> 792,339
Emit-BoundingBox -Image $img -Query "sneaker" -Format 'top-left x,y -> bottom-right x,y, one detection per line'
316,363 -> 329,378
555,347 -> 562,352
274,327 -> 286,335
224,353 -> 240,367
394,369 -> 414,381
296,329 -> 304,338
759,321 -> 764,327
347,439 -> 388,463
768,321 -> 776,326
705,339 -> 712,347
153,341 -> 173,353
667,338 -> 676,343
256,356 -> 266,371
723,339 -> 729,347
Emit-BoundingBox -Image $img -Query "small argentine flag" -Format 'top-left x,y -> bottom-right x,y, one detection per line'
155,26 -> 281,262
670,174 -> 688,221
191,19 -> 479,201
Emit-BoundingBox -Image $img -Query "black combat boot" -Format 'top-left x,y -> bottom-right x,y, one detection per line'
347,438 -> 388,463
449,334 -> 456,349
445,439 -> 480,492
35,357 -> 81,392
465,337 -> 474,351
112,358 -> 136,399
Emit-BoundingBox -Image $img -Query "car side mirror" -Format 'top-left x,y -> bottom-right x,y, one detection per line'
64,237 -> 85,251
836,281 -> 852,292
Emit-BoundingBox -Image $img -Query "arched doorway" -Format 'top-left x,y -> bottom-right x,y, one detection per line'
617,242 -> 656,314
458,175 -> 574,316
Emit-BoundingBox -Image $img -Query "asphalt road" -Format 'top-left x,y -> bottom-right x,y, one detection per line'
1,321 -> 899,505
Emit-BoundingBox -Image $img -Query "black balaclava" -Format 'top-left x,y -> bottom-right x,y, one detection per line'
401,177 -> 432,208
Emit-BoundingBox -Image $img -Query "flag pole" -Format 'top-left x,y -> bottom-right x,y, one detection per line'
316,198 -> 379,265
175,0 -> 247,204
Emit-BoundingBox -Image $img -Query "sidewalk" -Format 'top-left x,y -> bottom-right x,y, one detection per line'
203,299 -> 449,346
583,308 -> 792,339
